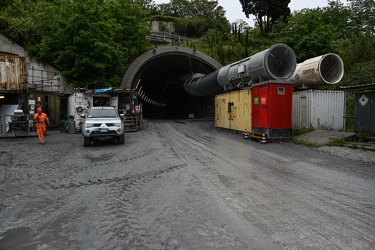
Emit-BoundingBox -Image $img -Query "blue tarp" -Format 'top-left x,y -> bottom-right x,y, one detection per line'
94,88 -> 112,93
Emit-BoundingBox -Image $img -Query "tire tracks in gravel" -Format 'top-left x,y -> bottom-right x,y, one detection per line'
155,121 -> 278,249
85,122 -> 192,249
157,120 -> 375,249
2,120 -> 374,249
99,163 -> 190,249
1,147 -> 188,249
95,121 -> 277,249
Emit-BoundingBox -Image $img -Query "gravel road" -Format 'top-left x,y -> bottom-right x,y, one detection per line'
0,118 -> 374,250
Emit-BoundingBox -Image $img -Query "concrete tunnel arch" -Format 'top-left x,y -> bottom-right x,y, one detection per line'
120,46 -> 222,117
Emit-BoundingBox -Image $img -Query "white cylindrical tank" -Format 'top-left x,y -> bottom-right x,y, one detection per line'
67,92 -> 92,131
290,53 -> 344,89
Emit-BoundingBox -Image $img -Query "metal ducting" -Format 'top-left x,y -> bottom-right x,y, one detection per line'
290,53 -> 344,89
184,43 -> 297,96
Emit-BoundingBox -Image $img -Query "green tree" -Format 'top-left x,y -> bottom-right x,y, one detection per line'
0,0 -> 14,11
0,0 -> 43,51
152,0 -> 230,36
190,0 -> 225,20
239,0 -> 290,35
134,0 -> 159,15
270,6 -> 344,61
164,0 -> 190,17
36,0 -> 123,88
329,0 -> 375,86
0,0 -> 150,89
347,0 -> 375,36
190,0 -> 229,33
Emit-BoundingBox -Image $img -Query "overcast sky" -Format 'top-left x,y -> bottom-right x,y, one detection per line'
153,0 -> 334,25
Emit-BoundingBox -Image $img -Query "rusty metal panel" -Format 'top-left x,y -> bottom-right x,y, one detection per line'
293,90 -> 345,130
0,54 -> 27,90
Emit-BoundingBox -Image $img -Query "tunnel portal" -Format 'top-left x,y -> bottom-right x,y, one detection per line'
120,46 -> 222,118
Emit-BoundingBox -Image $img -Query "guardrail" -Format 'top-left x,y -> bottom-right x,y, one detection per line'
149,32 -> 187,45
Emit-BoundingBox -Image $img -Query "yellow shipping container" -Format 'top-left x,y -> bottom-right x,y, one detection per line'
215,88 -> 252,133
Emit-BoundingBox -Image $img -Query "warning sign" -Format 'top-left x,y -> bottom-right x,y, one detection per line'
359,94 -> 369,106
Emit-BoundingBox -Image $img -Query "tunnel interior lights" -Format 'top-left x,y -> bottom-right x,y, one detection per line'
134,79 -> 141,90
139,92 -> 165,106
138,86 -> 143,94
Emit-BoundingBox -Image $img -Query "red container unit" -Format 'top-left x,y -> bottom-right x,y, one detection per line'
251,80 -> 293,140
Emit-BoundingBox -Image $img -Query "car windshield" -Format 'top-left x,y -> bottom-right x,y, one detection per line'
88,109 -> 118,118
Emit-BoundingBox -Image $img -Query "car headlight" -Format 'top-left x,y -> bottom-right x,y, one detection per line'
84,123 -> 93,128
114,123 -> 121,127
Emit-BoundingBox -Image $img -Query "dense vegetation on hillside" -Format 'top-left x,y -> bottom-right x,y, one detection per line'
0,0 -> 374,91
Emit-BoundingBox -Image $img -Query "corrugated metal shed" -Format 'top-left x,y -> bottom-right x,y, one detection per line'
292,90 -> 345,130
0,54 -> 27,90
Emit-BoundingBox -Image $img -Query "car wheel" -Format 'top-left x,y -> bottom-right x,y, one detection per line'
83,136 -> 90,147
117,134 -> 125,144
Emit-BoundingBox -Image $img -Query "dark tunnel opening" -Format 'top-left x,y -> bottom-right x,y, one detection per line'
121,47 -> 222,118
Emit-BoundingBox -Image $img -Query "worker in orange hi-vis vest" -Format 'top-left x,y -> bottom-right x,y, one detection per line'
34,107 -> 50,143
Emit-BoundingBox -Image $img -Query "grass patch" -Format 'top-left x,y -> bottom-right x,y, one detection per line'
291,137 -> 318,147
326,138 -> 347,147
292,128 -> 314,137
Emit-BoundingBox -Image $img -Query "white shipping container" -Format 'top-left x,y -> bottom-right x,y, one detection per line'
292,90 -> 345,130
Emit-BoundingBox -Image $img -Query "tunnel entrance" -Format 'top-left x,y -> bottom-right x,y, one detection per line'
120,46 -> 222,118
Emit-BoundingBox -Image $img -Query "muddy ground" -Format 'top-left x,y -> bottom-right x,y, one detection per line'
0,118 -> 374,250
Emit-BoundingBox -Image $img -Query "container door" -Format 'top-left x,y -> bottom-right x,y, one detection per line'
258,87 -> 268,128
239,89 -> 252,132
215,95 -> 229,129
48,95 -> 60,128
269,84 -> 292,128
252,86 -> 268,128
355,92 -> 375,132
229,91 -> 239,130
300,96 -> 308,128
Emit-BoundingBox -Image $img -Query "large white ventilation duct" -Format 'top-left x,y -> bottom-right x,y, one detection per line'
290,53 -> 344,89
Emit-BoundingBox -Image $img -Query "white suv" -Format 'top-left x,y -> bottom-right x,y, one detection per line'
81,106 -> 125,146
